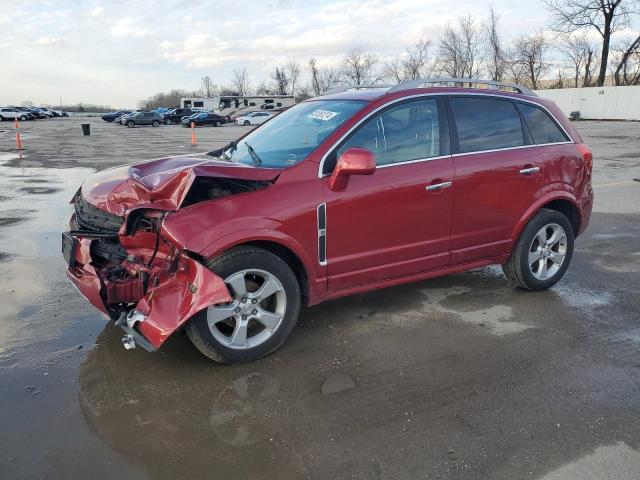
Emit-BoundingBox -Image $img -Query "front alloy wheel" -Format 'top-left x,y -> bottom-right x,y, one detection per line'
208,269 -> 286,349
187,246 -> 301,363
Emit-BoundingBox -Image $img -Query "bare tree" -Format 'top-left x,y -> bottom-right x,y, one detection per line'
437,15 -> 483,79
231,67 -> 251,96
309,58 -> 341,94
271,66 -> 289,95
340,48 -> 380,85
200,76 -> 217,97
254,80 -> 273,95
383,39 -> 432,83
484,7 -> 506,81
612,34 -> 640,85
508,33 -> 550,89
544,0 -> 632,86
285,60 -> 301,95
558,33 -> 600,87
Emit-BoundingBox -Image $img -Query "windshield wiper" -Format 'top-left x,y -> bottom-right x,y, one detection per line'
207,140 -> 237,160
244,142 -> 263,167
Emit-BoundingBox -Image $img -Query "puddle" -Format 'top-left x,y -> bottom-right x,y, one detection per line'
537,442 -> 640,480
420,285 -> 530,335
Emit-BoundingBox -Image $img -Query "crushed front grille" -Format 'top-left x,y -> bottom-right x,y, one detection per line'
74,192 -> 123,234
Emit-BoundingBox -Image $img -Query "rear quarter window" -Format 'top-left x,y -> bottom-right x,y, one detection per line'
517,103 -> 569,144
451,97 -> 524,153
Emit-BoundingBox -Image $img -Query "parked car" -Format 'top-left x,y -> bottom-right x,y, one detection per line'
102,110 -> 132,122
236,111 -> 273,126
63,78 -> 593,364
163,108 -> 197,125
0,107 -> 30,121
122,111 -> 163,127
14,107 -> 37,120
181,112 -> 227,127
27,108 -> 48,119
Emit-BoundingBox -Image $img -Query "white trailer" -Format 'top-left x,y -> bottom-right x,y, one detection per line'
181,95 -> 295,117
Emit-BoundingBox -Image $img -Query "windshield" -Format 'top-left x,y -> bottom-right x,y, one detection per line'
223,100 -> 367,168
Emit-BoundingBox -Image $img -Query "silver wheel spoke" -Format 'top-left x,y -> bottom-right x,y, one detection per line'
207,305 -> 236,325
226,272 -> 247,297
529,249 -> 542,265
255,308 -> 283,331
229,321 -> 248,348
549,251 -> 565,265
535,229 -> 548,247
537,259 -> 548,278
546,227 -> 562,246
252,276 -> 281,301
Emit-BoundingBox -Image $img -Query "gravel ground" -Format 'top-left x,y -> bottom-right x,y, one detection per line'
0,118 -> 639,480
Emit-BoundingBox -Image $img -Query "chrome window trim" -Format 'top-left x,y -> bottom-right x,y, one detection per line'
317,91 -> 575,178
317,203 -> 327,265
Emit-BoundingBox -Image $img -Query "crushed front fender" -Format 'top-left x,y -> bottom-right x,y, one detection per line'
65,235 -> 231,350
134,254 -> 231,348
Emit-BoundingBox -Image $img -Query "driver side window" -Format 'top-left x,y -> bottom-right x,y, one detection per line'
324,98 -> 440,174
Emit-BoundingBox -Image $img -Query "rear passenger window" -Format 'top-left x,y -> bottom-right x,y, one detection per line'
334,98 -> 440,167
451,97 -> 524,153
518,103 -> 568,144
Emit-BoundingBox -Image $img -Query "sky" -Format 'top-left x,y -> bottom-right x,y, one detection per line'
0,0 -> 634,108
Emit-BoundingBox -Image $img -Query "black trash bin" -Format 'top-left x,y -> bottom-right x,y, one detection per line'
81,124 -> 91,136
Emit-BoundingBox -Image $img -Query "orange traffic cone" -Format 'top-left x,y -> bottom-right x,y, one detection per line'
15,118 -> 24,150
191,122 -> 197,146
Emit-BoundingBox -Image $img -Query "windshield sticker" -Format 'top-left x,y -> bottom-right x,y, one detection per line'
308,110 -> 339,121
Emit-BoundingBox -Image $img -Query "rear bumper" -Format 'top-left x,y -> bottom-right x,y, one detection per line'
65,235 -> 232,350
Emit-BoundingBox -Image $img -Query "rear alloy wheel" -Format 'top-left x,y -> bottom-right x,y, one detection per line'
502,208 -> 574,290
215,121 -> 221,127
127,121 -> 135,128
164,118 -> 172,125
243,120 -> 250,126
187,247 -> 301,363
152,120 -> 160,127
19,115 -> 27,121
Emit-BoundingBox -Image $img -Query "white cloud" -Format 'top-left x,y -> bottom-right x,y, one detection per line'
90,6 -> 104,17
184,34 -> 210,50
37,37 -> 61,46
110,18 -> 147,38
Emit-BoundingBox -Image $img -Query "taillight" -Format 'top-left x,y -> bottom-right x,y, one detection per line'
577,143 -> 593,173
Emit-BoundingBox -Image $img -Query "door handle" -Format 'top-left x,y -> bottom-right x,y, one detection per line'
519,166 -> 540,175
425,181 -> 452,191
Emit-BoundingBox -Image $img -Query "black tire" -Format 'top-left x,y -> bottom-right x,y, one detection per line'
0,116 -> 4,122
186,246 -> 301,364
127,121 -> 135,128
215,121 -> 221,127
152,120 -> 160,127
243,120 -> 250,126
19,115 -> 27,121
502,208 -> 575,290
164,118 -> 172,125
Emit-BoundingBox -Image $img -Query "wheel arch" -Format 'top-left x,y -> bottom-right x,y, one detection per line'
512,192 -> 582,243
199,232 -> 319,305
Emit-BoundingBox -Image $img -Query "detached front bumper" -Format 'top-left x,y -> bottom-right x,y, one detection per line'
64,233 -> 232,351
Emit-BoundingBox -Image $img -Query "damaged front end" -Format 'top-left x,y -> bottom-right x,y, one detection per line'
63,157 -> 279,351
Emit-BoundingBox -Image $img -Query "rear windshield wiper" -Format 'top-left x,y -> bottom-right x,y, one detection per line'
244,142 -> 263,167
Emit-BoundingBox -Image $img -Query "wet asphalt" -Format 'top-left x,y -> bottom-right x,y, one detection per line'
0,118 -> 639,479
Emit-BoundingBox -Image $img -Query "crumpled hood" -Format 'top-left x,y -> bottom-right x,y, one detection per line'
81,155 -> 281,216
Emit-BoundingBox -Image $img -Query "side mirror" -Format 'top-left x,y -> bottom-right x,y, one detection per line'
329,147 -> 376,191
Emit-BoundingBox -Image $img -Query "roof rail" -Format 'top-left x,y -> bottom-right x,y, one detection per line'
387,78 -> 536,96
320,84 -> 390,96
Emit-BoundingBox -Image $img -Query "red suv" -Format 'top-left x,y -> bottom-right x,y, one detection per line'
63,79 -> 593,363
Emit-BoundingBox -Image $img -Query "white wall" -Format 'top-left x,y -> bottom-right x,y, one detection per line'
534,86 -> 640,121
